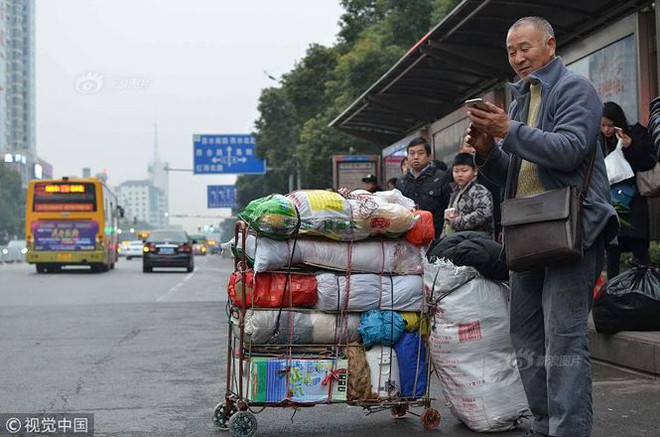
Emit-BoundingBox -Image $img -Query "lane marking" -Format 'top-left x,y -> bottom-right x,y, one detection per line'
156,271 -> 195,302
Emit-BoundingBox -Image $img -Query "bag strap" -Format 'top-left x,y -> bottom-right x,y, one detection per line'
580,148 -> 597,202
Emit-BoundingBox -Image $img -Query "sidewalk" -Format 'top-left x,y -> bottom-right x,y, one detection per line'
589,316 -> 660,377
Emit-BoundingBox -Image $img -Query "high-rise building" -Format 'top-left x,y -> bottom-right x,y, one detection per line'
148,124 -> 169,207
0,0 -> 41,185
115,124 -> 170,229
116,180 -> 167,229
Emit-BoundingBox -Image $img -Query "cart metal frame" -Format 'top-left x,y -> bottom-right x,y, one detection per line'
213,221 -> 440,436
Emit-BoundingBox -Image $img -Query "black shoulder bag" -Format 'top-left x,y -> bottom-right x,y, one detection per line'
500,149 -> 597,272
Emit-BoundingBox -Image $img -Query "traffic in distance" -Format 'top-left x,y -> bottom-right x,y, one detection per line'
6,176 -> 227,273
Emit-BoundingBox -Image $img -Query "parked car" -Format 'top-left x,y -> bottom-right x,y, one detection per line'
122,240 -> 144,260
1,240 -> 27,263
142,230 -> 194,273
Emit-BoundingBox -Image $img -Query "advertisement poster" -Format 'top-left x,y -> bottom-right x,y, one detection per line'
332,155 -> 379,191
568,35 -> 638,122
32,220 -> 98,251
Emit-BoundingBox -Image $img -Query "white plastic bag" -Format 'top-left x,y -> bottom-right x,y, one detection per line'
425,259 -> 530,432
605,138 -> 634,184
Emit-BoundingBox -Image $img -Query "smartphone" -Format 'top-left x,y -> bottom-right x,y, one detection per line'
465,97 -> 490,111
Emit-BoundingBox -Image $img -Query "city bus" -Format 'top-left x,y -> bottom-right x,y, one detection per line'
25,177 -> 121,273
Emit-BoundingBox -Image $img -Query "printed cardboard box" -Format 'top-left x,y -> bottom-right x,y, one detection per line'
248,358 -> 348,403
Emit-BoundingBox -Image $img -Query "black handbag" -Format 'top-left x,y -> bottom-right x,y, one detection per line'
501,150 -> 596,272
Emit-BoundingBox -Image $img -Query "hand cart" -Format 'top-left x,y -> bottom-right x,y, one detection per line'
212,221 -> 440,437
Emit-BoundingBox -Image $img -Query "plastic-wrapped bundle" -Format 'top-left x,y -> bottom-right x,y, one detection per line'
287,190 -> 415,241
238,194 -> 299,239
237,310 -> 361,344
235,232 -> 424,274
358,310 -> 405,347
287,190 -> 368,241
393,331 -> 427,397
227,269 -> 318,308
314,273 -> 423,312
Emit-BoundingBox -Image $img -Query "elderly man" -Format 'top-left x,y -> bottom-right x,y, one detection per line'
465,17 -> 617,437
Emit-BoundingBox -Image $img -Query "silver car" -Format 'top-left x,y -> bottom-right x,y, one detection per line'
2,240 -> 27,263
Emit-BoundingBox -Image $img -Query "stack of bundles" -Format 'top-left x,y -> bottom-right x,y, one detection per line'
230,189 -> 433,402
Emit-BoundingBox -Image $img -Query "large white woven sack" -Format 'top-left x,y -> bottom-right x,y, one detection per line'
425,259 -> 530,432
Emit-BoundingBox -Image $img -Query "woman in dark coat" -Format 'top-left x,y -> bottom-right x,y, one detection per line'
601,101 -> 656,277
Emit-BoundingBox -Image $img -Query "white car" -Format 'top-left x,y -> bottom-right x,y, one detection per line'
123,240 -> 144,260
1,240 -> 27,263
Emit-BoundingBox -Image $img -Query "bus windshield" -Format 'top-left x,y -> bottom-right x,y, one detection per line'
32,181 -> 97,212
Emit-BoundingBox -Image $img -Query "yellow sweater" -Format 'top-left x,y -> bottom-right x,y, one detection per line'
516,82 -> 545,198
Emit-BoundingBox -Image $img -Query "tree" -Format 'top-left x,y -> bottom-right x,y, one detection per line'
237,45 -> 340,201
234,0 -> 464,210
0,165 -> 25,242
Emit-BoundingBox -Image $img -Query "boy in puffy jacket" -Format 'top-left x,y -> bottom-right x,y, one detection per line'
442,153 -> 494,237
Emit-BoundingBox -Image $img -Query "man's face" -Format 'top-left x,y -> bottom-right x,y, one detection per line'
506,23 -> 556,82
407,144 -> 430,171
363,181 -> 377,191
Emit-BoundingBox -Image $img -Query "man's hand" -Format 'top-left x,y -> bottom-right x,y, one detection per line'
467,102 -> 509,136
464,125 -> 493,161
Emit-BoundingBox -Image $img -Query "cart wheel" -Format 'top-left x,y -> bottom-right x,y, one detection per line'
212,402 -> 237,429
228,411 -> 258,437
390,403 -> 409,418
421,408 -> 440,430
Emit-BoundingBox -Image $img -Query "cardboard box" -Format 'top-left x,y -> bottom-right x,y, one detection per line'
247,357 -> 348,403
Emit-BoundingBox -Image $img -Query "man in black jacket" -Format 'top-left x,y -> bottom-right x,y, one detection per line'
395,137 -> 448,238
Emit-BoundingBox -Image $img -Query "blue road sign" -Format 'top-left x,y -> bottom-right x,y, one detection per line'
193,134 -> 267,175
207,185 -> 236,209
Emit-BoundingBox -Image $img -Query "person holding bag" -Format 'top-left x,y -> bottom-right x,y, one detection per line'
601,101 -> 655,277
464,16 -> 618,437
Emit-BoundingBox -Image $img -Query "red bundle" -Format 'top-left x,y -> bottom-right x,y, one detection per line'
228,269 -> 318,308
405,210 -> 435,245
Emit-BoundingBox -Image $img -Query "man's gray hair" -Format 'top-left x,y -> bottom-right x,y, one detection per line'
510,16 -> 555,41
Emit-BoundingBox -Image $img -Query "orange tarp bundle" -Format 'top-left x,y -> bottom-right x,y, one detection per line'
228,269 -> 318,308
405,210 -> 435,246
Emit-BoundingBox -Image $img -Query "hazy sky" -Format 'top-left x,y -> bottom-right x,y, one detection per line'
36,0 -> 344,231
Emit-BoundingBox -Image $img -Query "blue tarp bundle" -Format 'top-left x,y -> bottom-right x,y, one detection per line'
393,331 -> 427,397
358,309 -> 405,347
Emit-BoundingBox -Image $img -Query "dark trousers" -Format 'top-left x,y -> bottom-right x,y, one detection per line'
510,238 -> 604,436
606,236 -> 651,278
